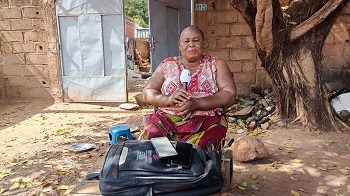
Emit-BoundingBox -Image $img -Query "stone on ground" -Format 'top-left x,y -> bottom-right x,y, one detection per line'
231,135 -> 269,162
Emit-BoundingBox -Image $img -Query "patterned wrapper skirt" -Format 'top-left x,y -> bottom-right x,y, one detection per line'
138,110 -> 228,152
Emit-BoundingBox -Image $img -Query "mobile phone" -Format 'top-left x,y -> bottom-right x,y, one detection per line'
151,137 -> 178,158
171,142 -> 193,168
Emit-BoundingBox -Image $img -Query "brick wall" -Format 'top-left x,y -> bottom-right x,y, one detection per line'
0,1 -> 349,100
195,0 -> 350,95
195,0 -> 259,95
0,0 -> 61,100
322,7 -> 350,91
126,18 -> 135,38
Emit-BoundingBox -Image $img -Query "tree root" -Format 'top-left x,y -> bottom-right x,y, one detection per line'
291,115 -> 302,124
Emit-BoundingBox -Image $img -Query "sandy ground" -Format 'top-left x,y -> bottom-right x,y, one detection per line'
0,70 -> 350,196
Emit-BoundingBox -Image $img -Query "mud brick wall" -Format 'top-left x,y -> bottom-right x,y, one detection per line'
0,0 -> 61,101
195,0 -> 350,95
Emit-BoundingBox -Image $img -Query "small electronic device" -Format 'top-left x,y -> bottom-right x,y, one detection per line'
151,137 -> 178,158
171,142 -> 193,168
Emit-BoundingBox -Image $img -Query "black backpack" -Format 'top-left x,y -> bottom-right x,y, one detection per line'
98,140 -> 223,196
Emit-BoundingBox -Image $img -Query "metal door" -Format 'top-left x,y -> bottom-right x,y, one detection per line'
56,0 -> 127,102
148,0 -> 191,71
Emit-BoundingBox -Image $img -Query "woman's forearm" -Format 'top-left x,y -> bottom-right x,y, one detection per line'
143,89 -> 169,107
195,89 -> 236,111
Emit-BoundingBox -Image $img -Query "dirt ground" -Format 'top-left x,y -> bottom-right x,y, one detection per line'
0,70 -> 350,196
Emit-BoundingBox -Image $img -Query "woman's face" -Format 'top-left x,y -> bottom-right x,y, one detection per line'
178,28 -> 204,62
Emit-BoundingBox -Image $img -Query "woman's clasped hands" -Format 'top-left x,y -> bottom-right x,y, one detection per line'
167,88 -> 198,120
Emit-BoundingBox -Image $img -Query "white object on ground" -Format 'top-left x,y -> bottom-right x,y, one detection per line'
330,92 -> 350,115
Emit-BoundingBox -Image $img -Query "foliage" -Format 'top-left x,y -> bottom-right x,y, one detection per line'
124,0 -> 149,28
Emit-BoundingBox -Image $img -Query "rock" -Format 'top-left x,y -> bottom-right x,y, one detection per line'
246,101 -> 256,106
276,121 -> 286,128
339,110 -> 350,121
260,99 -> 269,108
245,116 -> 255,125
237,119 -> 246,129
265,106 -> 274,112
247,121 -> 257,130
226,111 -> 235,117
250,93 -> 263,100
227,117 -> 236,123
257,117 -> 270,126
261,122 -> 270,130
234,106 -> 254,116
229,104 -> 240,110
231,135 -> 269,162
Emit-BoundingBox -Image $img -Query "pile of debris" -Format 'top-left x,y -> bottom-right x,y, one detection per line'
226,90 -> 276,131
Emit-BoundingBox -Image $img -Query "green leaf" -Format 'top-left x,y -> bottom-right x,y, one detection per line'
243,177 -> 256,185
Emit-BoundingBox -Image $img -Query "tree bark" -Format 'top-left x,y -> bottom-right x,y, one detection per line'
290,0 -> 345,41
255,0 -> 274,54
229,0 -> 350,131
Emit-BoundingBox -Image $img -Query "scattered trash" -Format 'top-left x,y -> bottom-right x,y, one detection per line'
69,143 -> 95,153
237,129 -> 244,134
60,162 -> 73,168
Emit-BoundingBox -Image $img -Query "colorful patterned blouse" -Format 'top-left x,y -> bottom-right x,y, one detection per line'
158,54 -> 222,116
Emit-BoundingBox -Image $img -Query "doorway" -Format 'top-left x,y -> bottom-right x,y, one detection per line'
148,0 -> 191,71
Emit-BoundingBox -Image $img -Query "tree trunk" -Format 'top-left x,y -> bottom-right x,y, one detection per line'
230,0 -> 350,131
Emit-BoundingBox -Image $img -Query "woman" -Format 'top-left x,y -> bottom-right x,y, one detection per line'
138,26 -> 237,152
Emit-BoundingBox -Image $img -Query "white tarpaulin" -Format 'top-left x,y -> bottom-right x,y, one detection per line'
330,92 -> 350,121
56,0 -> 127,102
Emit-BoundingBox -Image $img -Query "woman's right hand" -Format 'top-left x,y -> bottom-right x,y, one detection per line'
167,89 -> 190,106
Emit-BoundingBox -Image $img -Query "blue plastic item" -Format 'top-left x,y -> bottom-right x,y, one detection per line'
109,124 -> 133,144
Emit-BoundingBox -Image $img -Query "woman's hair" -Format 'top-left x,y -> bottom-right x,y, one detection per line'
180,25 -> 204,39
